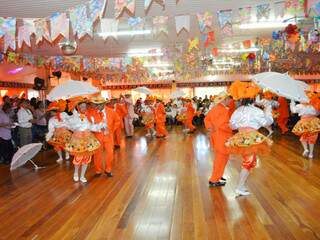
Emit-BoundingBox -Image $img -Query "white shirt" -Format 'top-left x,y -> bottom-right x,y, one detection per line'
230,105 -> 274,130
290,102 -> 319,117
124,97 -> 135,118
17,107 -> 33,128
255,96 -> 279,109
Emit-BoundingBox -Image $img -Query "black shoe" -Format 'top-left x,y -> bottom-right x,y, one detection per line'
105,172 -> 113,177
220,177 -> 227,182
95,172 -> 102,177
114,145 -> 120,149
209,181 -> 226,187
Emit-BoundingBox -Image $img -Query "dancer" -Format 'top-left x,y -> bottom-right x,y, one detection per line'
46,100 -> 72,163
88,96 -> 121,177
65,97 -> 101,183
141,97 -> 156,137
277,97 -> 289,134
204,92 -> 233,187
227,81 -> 273,197
290,93 -> 320,159
112,98 -> 127,148
123,94 -> 135,137
179,98 -> 195,133
155,98 -> 168,138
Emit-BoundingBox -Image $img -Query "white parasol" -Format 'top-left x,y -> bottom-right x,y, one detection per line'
47,80 -> 99,101
170,90 -> 186,99
252,72 -> 309,102
11,143 -> 44,171
132,86 -> 153,95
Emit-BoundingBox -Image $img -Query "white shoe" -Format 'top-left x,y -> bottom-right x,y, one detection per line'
56,158 -> 63,163
235,189 -> 251,197
182,129 -> 189,133
73,175 -> 79,182
145,133 -> 151,137
308,153 -> 314,159
80,177 -> 87,183
303,149 -> 309,157
65,152 -> 70,160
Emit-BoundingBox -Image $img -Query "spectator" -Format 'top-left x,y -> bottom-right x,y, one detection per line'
0,103 -> 15,164
17,99 -> 34,146
34,101 -> 48,143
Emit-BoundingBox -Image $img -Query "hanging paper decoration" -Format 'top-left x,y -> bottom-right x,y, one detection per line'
188,37 -> 199,52
203,31 -> 215,48
217,10 -> 233,37
285,0 -> 306,16
83,57 -> 96,72
18,25 -> 31,49
153,16 -> 169,35
274,1 -> 286,19
34,18 -> 51,44
285,24 -> 300,44
22,54 -> 35,66
128,17 -> 144,29
196,12 -> 213,32
88,0 -> 107,22
64,56 -> 81,72
95,57 -> 109,70
114,0 -> 135,18
100,18 -> 119,39
243,40 -> 252,49
256,3 -> 271,21
109,58 -> 122,69
0,17 -> 16,51
175,15 -> 190,33
50,13 -> 69,41
69,4 -> 92,39
238,7 -> 252,23
308,0 -> 320,16
7,52 -> 18,64
211,47 -> 218,57
145,0 -> 165,11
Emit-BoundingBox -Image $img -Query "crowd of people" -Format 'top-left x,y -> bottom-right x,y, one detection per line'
1,82 -> 319,197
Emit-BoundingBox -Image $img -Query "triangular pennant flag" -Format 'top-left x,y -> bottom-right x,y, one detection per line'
196,12 -> 213,32
114,0 -> 135,18
34,18 -> 51,44
50,13 -> 69,41
88,0 -> 107,22
100,18 -> 119,40
18,24 -> 33,48
69,4 -> 92,39
175,15 -> 190,33
153,16 -> 169,35
1,17 -> 17,51
145,0 -> 165,11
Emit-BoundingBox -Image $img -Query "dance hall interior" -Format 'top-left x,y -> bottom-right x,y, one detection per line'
1,0 -> 320,239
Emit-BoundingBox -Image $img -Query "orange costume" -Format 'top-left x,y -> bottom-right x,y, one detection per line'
277,97 -> 289,134
155,102 -> 168,137
205,103 -> 233,183
184,102 -> 196,132
87,107 -> 121,174
114,103 -> 127,146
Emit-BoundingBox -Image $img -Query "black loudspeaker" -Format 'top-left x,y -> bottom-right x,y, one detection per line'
34,77 -> 45,90
82,77 -> 88,81
52,71 -> 62,79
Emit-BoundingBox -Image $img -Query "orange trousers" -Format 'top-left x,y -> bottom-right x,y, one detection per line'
300,133 -> 318,144
114,127 -> 121,146
209,151 -> 229,182
94,134 -> 114,173
277,117 -> 288,134
242,154 -> 257,171
184,118 -> 195,131
156,121 -> 168,137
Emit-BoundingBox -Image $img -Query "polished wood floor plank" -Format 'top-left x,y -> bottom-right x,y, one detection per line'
1,127 -> 320,239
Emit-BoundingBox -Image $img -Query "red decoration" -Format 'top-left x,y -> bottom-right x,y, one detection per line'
204,31 -> 215,48
243,40 -> 251,49
247,53 -> 256,60
211,47 -> 218,57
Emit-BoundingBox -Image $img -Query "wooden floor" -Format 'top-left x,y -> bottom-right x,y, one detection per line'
1,127 -> 320,240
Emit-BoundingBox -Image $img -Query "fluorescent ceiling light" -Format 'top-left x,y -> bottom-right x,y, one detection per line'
128,48 -> 163,57
239,21 -> 295,29
98,29 -> 152,37
143,62 -> 173,67
128,52 -> 163,57
220,48 -> 260,53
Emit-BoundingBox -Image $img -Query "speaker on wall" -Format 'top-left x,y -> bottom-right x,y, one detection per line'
34,77 -> 45,90
52,71 -> 62,79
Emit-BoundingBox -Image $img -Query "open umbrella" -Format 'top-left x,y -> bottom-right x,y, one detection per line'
47,80 -> 99,101
252,72 -> 309,102
132,86 -> 153,95
11,143 -> 44,171
170,90 -> 186,99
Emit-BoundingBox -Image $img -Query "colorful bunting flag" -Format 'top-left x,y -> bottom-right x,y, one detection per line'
144,0 -> 165,11
153,16 -> 169,35
274,1 -> 286,19
238,7 -> 252,23
196,12 -> 213,32
88,0 -> 107,22
308,0 -> 320,16
69,4 -> 92,39
50,13 -> 69,41
256,3 -> 271,20
203,31 -> 215,48
217,10 -> 233,37
18,19 -> 35,49
175,15 -> 190,33
0,17 -> 17,51
285,0 -> 305,17
100,18 -> 119,39
114,0 -> 135,18
34,18 -> 51,44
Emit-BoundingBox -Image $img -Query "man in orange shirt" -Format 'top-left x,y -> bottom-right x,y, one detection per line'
88,96 -> 121,177
277,97 -> 289,134
111,98 -> 127,148
155,98 -> 168,138
204,92 -> 233,187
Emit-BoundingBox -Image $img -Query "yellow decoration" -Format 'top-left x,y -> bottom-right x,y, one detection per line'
188,37 -> 199,52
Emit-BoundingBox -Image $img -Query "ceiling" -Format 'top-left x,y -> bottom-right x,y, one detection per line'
0,0 -> 286,57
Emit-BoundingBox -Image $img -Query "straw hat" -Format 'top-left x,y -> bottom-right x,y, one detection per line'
229,80 -> 260,100
263,90 -> 276,100
90,96 -> 107,105
68,96 -> 87,112
213,91 -> 230,104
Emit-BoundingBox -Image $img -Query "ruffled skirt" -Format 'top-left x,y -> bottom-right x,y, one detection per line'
47,128 -> 72,150
177,113 -> 187,122
65,130 -> 100,157
226,129 -> 273,155
141,114 -> 155,128
292,117 -> 320,136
